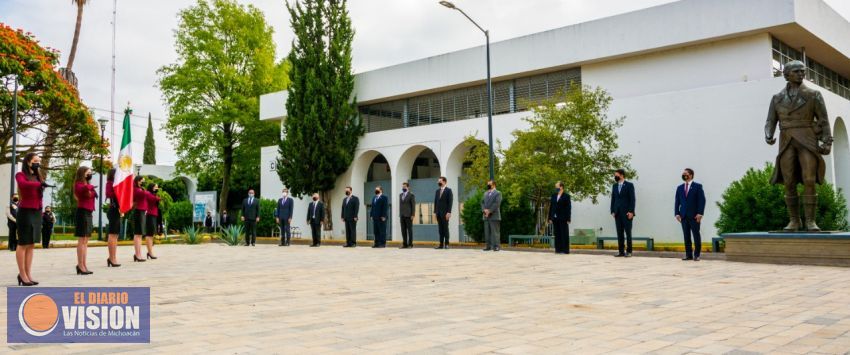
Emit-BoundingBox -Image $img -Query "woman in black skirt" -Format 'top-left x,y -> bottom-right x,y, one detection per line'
132,176 -> 148,262
15,153 -> 46,286
73,166 -> 96,275
144,183 -> 162,260
105,169 -> 121,267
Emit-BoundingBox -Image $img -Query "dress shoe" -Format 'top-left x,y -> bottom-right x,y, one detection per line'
493,247 -> 500,252
682,257 -> 693,261
310,244 -> 318,247
625,253 -> 632,257
17,275 -> 35,286
483,248 -> 492,251
435,244 -> 444,249
694,257 -> 701,261
615,254 -> 625,257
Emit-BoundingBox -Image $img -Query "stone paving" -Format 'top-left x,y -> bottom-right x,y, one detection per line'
2,243 -> 850,354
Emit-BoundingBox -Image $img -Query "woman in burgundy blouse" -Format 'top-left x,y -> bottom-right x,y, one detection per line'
73,166 -> 96,275
144,183 -> 161,259
15,153 -> 46,286
105,169 -> 121,267
132,176 -> 148,262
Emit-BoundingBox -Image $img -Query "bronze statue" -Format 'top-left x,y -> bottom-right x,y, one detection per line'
765,60 -> 833,231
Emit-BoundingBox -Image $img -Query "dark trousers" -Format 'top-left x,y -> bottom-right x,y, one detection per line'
436,214 -> 449,245
681,217 -> 702,258
7,222 -> 16,251
614,213 -> 633,254
400,216 -> 413,246
279,221 -> 291,245
344,219 -> 357,246
553,219 -> 570,253
310,222 -> 322,245
243,220 -> 257,245
42,224 -> 53,248
372,218 -> 387,246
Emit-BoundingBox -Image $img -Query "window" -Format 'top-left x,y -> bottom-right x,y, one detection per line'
413,203 -> 436,225
772,37 -> 850,100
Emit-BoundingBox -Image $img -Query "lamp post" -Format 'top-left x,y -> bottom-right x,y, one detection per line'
439,0 -> 495,181
97,118 -> 108,241
9,76 -> 19,200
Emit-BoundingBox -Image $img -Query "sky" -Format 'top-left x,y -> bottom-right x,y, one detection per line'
4,0 -> 850,165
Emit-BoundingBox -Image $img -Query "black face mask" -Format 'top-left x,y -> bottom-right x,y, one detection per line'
12,198 -> 19,203
682,175 -> 688,181
312,197 -> 318,201
374,190 -> 380,195
30,163 -> 40,172
438,182 -> 443,187
486,184 -> 492,190
345,191 -> 351,196
614,176 -> 621,183
86,174 -> 93,181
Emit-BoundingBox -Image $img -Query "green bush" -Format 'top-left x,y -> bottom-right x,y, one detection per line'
715,163 -> 849,234
183,225 -> 203,244
167,200 -> 194,232
220,225 -> 244,246
461,190 -> 535,243
257,199 -> 278,237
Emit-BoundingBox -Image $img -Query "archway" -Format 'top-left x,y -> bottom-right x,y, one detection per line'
397,146 -> 442,241
362,153 -> 392,241
446,138 -> 490,242
833,117 -> 850,225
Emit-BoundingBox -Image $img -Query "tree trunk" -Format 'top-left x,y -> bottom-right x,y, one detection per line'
220,124 -> 233,213
66,4 -> 84,71
321,190 -> 333,231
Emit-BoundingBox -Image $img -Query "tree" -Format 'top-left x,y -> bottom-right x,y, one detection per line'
158,0 -> 288,212
460,190 -> 535,243
499,84 -> 635,232
65,0 -> 89,72
0,23 -> 103,167
143,113 -> 156,164
716,163 -> 849,233
459,136 -> 496,190
277,0 -> 363,231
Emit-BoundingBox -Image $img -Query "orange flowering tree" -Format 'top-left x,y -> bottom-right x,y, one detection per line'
0,22 -> 103,166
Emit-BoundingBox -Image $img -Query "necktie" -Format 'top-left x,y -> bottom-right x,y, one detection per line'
618,184 -> 623,194
684,183 -> 689,198
439,188 -> 444,198
313,202 -> 317,218
345,197 -> 349,205
249,197 -> 253,206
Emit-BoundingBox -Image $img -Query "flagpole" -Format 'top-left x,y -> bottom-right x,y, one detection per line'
110,0 -> 117,161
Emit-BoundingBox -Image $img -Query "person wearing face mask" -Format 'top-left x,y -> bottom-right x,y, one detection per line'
105,169 -> 121,267
204,211 -> 214,233
549,181 -> 572,254
370,186 -> 389,248
398,182 -> 415,249
275,188 -> 295,246
144,183 -> 161,259
675,168 -> 706,261
220,210 -> 231,229
306,193 -> 325,246
242,189 -> 260,246
434,176 -> 453,249
131,176 -> 148,262
73,166 -> 97,275
340,186 -> 360,247
610,169 -> 636,257
6,194 -> 19,252
41,206 -> 55,249
481,180 -> 503,252
15,152 -> 47,286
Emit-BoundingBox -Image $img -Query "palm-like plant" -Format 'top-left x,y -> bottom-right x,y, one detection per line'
220,225 -> 244,246
183,226 -> 203,245
67,0 -> 90,71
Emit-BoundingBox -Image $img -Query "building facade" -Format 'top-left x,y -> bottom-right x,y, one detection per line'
258,0 -> 850,243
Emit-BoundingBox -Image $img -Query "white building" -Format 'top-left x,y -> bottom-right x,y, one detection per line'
259,0 -> 850,243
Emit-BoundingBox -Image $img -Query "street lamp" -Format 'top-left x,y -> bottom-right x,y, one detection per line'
97,118 -> 108,241
8,75 -> 19,200
439,0 -> 495,181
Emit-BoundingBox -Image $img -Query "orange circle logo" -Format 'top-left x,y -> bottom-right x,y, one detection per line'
19,293 -> 59,336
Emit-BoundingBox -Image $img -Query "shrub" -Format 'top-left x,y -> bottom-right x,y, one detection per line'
183,225 -> 203,245
257,199 -> 278,237
461,190 -> 535,243
167,200 -> 194,232
715,163 -> 849,234
220,225 -> 244,246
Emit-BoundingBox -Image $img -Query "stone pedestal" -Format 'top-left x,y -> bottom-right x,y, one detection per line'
723,232 -> 850,267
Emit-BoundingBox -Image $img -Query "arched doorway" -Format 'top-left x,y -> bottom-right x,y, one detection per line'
447,138 -> 490,242
400,147 -> 442,241
364,154 -> 392,241
834,117 -> 850,224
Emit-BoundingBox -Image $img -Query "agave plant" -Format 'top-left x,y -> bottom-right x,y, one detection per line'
220,225 -> 244,246
183,226 -> 203,245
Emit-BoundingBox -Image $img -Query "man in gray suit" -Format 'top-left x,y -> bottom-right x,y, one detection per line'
399,181 -> 416,248
481,180 -> 502,251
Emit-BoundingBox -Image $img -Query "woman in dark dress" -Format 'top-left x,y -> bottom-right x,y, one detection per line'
132,176 -> 148,262
41,206 -> 55,249
144,183 -> 161,260
73,166 -> 96,275
549,181 -> 572,254
15,153 -> 46,286
105,169 -> 121,267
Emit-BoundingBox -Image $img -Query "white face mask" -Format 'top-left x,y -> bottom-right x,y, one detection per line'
282,192 -> 288,198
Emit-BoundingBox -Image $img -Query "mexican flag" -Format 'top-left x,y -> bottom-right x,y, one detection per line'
114,108 -> 134,214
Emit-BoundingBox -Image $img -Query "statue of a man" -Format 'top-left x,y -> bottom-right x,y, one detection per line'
765,60 -> 833,231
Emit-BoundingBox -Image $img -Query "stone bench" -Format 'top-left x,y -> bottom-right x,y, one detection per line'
596,236 -> 654,251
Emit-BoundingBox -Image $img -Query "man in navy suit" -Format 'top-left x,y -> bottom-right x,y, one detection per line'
274,188 -> 295,246
674,168 -> 706,261
611,169 -> 636,257
306,193 -> 325,247
341,186 -> 360,247
434,176 -> 453,249
370,186 -> 389,248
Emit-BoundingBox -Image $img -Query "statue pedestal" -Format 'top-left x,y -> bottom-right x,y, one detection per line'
722,232 -> 850,267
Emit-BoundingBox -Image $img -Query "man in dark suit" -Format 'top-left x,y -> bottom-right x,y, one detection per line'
204,211 -> 214,233
341,186 -> 359,247
434,176 -> 453,249
549,181 -> 572,254
275,188 -> 295,246
220,210 -> 231,229
399,182 -> 415,249
482,180 -> 502,252
306,193 -> 324,247
241,189 -> 260,246
611,169 -> 636,257
370,186 -> 389,248
675,168 -> 706,261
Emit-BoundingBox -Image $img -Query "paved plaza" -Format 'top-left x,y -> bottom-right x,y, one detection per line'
3,243 -> 850,354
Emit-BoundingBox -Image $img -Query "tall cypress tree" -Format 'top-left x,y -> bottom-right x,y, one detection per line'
143,113 -> 157,165
277,0 -> 362,230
